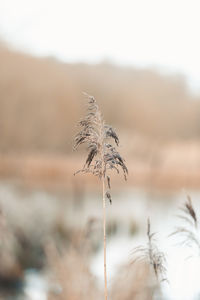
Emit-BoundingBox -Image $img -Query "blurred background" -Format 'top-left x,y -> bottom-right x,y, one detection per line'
0,0 -> 200,299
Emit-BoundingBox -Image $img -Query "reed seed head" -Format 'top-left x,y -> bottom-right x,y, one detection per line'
74,93 -> 128,202
131,218 -> 167,283
171,195 -> 200,252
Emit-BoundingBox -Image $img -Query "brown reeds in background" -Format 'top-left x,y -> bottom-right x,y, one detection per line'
0,44 -> 200,156
1,45 -> 200,190
46,243 -> 102,300
1,42 -> 200,300
110,261 -> 155,300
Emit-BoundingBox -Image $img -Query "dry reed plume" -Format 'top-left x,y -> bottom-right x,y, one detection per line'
171,195 -> 200,254
131,218 -> 167,283
74,93 -> 128,300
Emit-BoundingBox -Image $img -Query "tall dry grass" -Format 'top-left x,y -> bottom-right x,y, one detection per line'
132,219 -> 167,283
74,93 -> 127,300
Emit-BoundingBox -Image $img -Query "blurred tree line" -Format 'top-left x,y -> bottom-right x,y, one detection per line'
0,44 -> 200,154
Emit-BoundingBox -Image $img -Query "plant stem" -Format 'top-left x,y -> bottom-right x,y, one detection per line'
102,177 -> 108,300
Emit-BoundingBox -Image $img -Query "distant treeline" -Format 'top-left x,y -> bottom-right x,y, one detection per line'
0,45 -> 200,154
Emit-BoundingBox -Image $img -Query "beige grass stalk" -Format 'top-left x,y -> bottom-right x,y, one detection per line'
74,93 -> 128,300
102,178 -> 108,299
99,108 -> 108,299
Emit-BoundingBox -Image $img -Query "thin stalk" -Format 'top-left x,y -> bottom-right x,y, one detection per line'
102,177 -> 108,300
100,115 -> 108,300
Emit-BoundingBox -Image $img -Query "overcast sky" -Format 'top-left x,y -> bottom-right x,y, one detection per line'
0,0 -> 200,91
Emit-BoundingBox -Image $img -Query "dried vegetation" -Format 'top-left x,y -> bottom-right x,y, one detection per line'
171,195 -> 200,254
74,93 -> 128,186
131,219 -> 167,283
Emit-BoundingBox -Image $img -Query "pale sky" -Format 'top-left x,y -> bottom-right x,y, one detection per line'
0,0 -> 200,91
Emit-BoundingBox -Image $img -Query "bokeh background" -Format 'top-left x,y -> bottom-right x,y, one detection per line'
0,1 -> 200,299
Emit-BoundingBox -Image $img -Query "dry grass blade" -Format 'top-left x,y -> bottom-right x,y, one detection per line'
131,218 -> 167,283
